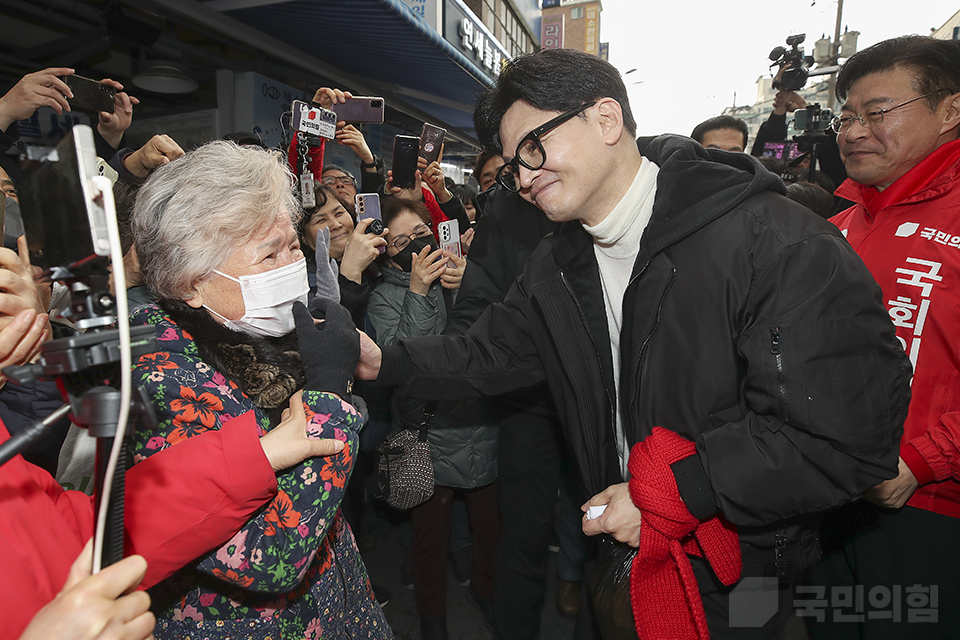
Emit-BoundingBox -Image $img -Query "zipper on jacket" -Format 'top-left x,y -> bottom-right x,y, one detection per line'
560,272 -> 616,457
630,265 -> 676,420
773,531 -> 790,578
770,326 -> 789,421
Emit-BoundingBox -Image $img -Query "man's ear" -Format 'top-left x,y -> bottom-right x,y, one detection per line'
596,98 -> 625,146
941,91 -> 960,137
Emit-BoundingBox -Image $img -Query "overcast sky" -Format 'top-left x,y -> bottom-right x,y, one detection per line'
601,0 -> 955,136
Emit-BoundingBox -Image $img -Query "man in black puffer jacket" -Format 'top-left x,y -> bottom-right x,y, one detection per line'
358,49 -> 910,638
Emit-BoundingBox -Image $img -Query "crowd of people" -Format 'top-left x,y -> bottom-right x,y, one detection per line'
0,31 -> 958,640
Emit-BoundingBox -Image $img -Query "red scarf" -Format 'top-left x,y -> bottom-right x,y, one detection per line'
628,427 -> 742,639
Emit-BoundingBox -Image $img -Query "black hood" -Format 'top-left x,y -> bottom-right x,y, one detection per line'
636,134 -> 785,263
550,134 -> 784,270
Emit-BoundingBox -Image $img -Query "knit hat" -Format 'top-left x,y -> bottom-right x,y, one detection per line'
628,427 -> 741,639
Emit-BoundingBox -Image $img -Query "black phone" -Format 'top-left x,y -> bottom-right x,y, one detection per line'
19,125 -> 113,271
392,135 -> 420,190
62,75 -> 116,114
419,123 -> 446,165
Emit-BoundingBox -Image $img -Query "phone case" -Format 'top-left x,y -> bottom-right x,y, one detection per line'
63,75 -> 115,113
438,219 -> 461,265
419,123 -> 446,164
331,97 -> 385,124
392,135 -> 420,190
292,100 -> 337,139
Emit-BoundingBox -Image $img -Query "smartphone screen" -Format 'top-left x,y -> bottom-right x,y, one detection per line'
62,75 -> 115,114
19,125 -> 110,270
392,135 -> 420,190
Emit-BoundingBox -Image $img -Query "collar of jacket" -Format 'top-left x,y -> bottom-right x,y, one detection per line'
549,135 -> 783,277
835,136 -> 960,218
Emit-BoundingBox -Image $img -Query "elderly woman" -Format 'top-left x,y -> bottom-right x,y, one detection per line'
129,141 -> 390,639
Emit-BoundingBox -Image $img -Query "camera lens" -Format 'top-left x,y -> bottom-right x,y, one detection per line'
372,100 -> 382,108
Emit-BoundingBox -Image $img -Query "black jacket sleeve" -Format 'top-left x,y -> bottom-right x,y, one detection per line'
437,195 -> 469,230
359,156 -> 385,195
750,112 -> 789,156
694,230 -> 910,526
446,188 -> 557,335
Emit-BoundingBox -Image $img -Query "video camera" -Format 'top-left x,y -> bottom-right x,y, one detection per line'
769,34 -> 814,93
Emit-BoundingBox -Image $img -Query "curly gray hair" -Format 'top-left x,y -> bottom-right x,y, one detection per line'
132,140 -> 301,301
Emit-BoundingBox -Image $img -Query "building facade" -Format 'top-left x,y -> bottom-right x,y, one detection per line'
540,0 -> 602,55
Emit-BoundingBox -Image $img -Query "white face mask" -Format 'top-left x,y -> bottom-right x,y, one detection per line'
204,257 -> 309,337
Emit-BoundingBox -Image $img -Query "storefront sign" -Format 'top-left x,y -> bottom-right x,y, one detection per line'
541,14 -> 564,50
584,5 -> 598,56
444,0 -> 510,79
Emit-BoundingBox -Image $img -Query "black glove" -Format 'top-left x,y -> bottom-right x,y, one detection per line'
293,300 -> 360,397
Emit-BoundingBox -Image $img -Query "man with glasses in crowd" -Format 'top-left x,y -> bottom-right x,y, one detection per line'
805,36 -> 960,639
357,48 -> 910,638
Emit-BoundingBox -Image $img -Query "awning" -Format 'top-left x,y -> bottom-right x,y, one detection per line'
218,0 -> 496,140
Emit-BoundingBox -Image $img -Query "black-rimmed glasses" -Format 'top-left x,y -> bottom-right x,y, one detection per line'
388,223 -> 432,252
322,174 -> 356,187
829,90 -> 949,134
496,102 -> 597,192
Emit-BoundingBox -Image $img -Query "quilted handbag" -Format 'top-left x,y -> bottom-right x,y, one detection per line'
375,402 -> 436,510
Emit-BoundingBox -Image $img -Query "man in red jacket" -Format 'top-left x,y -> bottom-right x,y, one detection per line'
806,35 -> 960,639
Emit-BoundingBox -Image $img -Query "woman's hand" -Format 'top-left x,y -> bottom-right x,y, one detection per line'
409,246 -> 445,296
460,227 -> 476,256
335,124 -> 374,165
96,79 -> 139,150
311,87 -> 350,109
293,301 -> 359,398
439,251 -> 466,290
340,218 -> 387,284
385,169 -> 423,202
19,539 -> 154,640
421,158 -> 451,203
259,391 -> 345,471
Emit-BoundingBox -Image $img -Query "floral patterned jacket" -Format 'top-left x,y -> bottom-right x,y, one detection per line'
130,304 -> 391,640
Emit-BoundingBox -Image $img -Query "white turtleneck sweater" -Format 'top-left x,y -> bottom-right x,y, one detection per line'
581,158 -> 660,479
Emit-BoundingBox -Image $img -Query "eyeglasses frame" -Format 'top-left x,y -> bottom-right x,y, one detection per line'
387,223 -> 432,252
495,101 -> 597,192
829,90 -> 951,134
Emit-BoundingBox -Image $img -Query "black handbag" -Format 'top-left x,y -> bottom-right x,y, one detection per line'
374,401 -> 436,510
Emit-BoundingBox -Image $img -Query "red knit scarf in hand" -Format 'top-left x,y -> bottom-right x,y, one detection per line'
628,427 -> 741,639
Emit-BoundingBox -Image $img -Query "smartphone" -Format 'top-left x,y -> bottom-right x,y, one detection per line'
62,75 -> 115,114
291,100 -> 337,140
331,97 -> 385,124
419,123 -> 446,165
356,193 -> 385,253
19,125 -> 113,270
392,135 -> 420,190
438,219 -> 461,266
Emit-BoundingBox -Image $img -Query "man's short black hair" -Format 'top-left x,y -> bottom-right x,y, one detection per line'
836,36 -> 960,110
690,115 -> 748,149
474,48 -> 637,155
